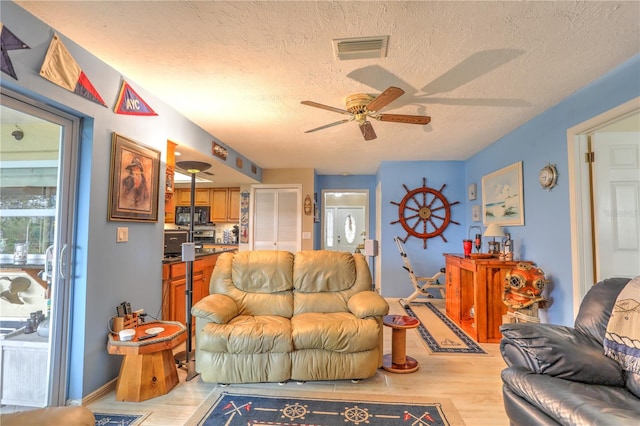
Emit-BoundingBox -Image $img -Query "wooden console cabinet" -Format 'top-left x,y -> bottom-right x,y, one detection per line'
444,254 -> 532,343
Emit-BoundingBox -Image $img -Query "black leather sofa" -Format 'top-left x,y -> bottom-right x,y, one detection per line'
500,277 -> 640,425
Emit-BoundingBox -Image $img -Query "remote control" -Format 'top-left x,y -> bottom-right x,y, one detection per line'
138,333 -> 158,341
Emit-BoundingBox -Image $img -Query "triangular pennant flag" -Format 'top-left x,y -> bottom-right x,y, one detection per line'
0,22 -> 30,80
113,81 -> 158,116
39,34 -> 106,107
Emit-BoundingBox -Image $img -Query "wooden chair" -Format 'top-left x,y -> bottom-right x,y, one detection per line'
394,236 -> 445,307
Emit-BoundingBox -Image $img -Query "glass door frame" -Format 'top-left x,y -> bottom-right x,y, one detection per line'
1,88 -> 80,406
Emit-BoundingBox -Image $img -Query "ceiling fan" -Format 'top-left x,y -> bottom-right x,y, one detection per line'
300,86 -> 431,141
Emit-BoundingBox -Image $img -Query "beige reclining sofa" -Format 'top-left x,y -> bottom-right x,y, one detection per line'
192,250 -> 389,384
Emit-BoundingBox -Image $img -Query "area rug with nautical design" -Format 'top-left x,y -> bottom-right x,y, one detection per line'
93,410 -> 150,425
403,301 -> 488,355
186,387 -> 464,426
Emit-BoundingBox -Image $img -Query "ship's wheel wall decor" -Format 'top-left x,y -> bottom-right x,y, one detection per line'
390,177 -> 460,249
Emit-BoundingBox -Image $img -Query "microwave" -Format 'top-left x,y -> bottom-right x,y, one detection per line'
175,206 -> 210,226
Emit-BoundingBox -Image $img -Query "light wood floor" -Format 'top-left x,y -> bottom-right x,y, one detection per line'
86,299 -> 509,425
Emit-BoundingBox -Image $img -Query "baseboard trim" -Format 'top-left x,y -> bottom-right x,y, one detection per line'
66,378 -> 116,406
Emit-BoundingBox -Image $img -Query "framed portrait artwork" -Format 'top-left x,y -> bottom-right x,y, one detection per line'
108,133 -> 161,222
481,161 -> 524,226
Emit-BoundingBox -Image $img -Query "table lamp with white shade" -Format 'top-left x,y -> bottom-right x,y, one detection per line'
483,223 -> 504,255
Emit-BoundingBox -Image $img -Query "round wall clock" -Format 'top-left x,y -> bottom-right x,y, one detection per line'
538,164 -> 558,190
390,177 -> 460,249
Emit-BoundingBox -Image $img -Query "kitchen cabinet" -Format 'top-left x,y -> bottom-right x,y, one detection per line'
227,188 -> 240,221
210,188 -> 228,222
210,187 -> 240,222
175,187 -> 240,221
161,253 -> 218,324
176,188 -> 210,206
443,254 -> 532,343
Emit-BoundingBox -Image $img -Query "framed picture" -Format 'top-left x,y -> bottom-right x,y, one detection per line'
108,133 -> 160,222
482,161 -> 524,226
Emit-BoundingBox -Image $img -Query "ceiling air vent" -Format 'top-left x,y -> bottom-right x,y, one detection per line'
332,36 -> 389,61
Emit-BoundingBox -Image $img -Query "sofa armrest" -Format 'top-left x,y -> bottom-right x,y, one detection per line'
191,294 -> 238,323
348,291 -> 389,318
500,323 -> 624,386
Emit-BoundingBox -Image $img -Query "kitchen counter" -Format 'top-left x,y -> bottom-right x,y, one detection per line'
162,246 -> 237,264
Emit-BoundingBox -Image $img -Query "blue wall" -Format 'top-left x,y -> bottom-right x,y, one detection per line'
314,175 -> 377,249
464,55 -> 639,326
377,161 -> 466,298
368,55 -> 640,327
1,2 -> 261,401
3,1 -> 639,400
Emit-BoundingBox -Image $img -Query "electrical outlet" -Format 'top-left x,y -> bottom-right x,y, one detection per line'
302,232 -> 311,240
117,227 -> 128,243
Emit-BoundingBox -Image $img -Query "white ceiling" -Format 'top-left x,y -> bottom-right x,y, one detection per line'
16,1 -> 640,179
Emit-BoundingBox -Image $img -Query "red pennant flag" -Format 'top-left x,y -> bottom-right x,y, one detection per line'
39,34 -> 106,107
114,80 -> 158,116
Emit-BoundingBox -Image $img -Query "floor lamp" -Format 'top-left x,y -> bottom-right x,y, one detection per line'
174,161 -> 210,381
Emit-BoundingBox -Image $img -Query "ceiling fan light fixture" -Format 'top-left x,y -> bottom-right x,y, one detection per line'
332,36 -> 389,61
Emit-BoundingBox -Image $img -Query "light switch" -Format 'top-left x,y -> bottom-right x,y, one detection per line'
117,227 -> 128,243
302,232 -> 311,240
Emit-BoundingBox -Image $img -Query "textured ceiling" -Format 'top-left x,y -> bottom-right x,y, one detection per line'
16,1 -> 640,179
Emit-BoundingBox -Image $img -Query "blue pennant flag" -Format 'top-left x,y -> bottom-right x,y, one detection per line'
1,22 -> 30,80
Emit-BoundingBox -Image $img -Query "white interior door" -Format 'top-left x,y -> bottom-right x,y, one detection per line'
251,186 -> 301,252
592,131 -> 640,279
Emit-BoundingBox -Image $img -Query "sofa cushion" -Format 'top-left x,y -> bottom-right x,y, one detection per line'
500,323 -> 625,386
627,371 -> 640,398
293,251 -> 356,292
210,252 -> 294,317
291,312 -> 380,352
574,277 -> 631,343
291,349 -> 380,381
232,250 -> 294,293
199,315 -> 292,353
502,366 -> 640,426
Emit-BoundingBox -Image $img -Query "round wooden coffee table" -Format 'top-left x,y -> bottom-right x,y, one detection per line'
382,314 -> 420,373
107,321 -> 186,402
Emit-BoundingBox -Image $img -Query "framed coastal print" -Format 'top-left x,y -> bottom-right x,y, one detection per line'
108,133 -> 160,222
482,161 -> 524,226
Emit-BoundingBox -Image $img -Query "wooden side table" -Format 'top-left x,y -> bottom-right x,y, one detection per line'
382,314 -> 420,373
107,321 -> 186,402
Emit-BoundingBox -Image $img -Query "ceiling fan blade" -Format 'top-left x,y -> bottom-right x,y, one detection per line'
377,113 -> 431,125
301,101 -> 350,115
365,86 -> 405,112
359,121 -> 377,141
304,118 -> 352,133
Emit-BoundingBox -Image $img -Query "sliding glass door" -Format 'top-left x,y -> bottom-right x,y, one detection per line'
0,89 -> 79,406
